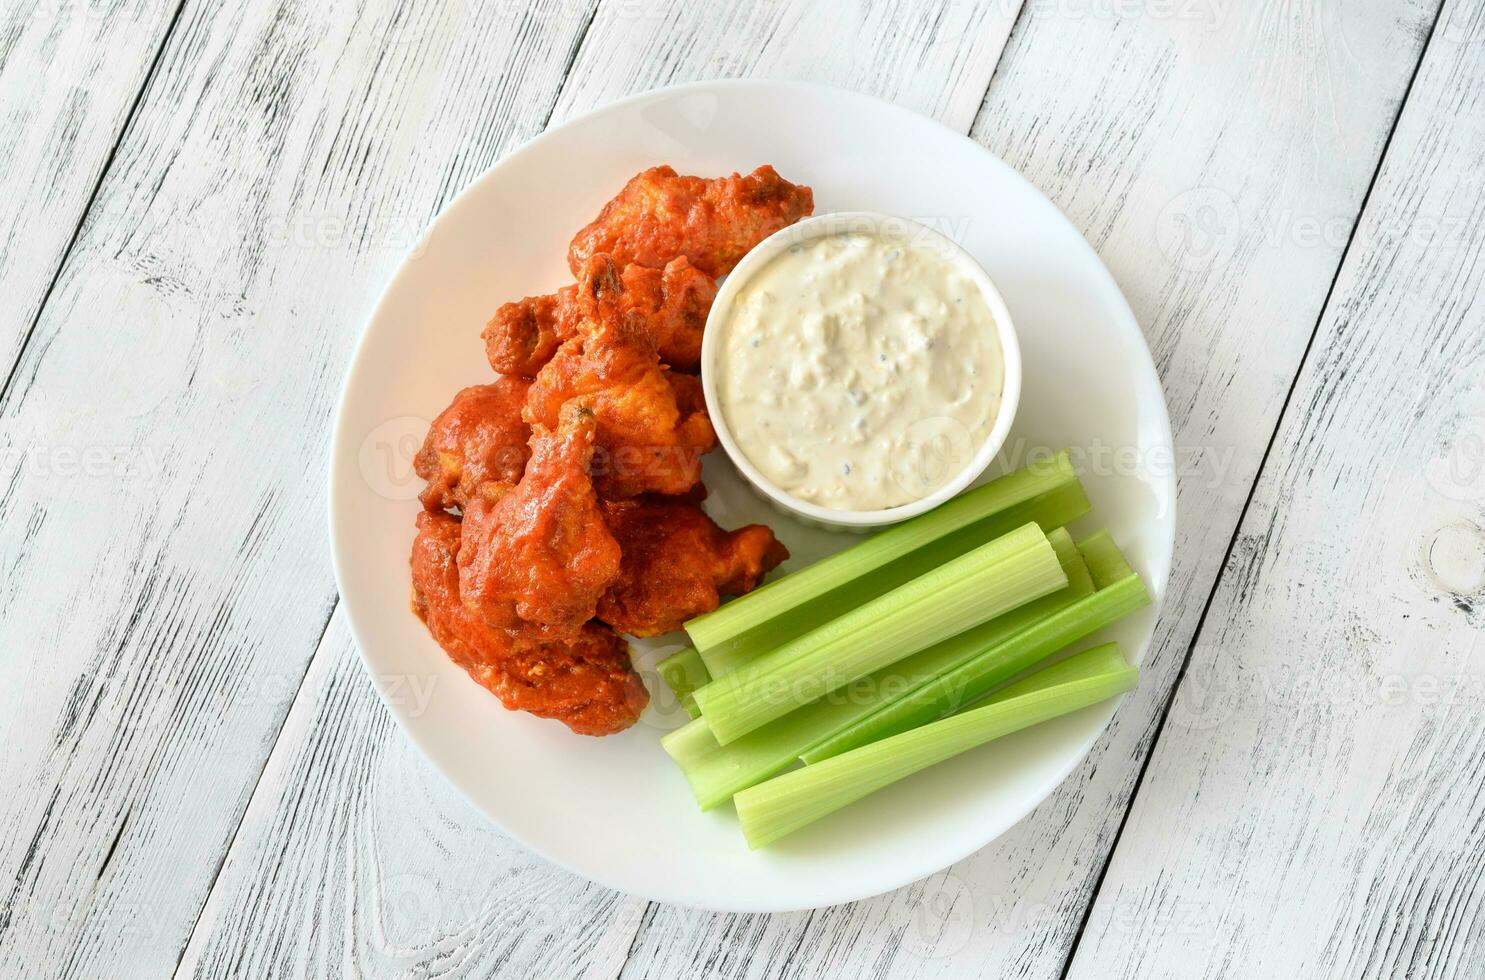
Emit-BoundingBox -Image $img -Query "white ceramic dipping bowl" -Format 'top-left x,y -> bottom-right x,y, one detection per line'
701,211 -> 1023,531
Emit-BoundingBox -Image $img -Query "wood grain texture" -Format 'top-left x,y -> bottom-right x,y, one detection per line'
4,1 -> 1475,979
547,0 -> 1021,133
1068,1 -> 1485,975
176,613 -> 650,980
166,1 -> 1024,977
0,2 -> 598,976
620,1 -> 1445,977
0,0 -> 180,385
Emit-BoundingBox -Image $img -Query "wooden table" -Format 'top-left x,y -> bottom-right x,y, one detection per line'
2,1 -> 1480,976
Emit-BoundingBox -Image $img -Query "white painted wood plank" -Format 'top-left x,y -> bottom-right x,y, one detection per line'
0,0 -> 179,381
620,2 -> 1445,978
170,2 -> 1024,977
0,2 -> 598,976
1068,1 -> 1485,975
175,611 -> 651,980
548,0 -> 1021,133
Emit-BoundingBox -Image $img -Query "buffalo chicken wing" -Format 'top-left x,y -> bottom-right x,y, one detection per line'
483,256 -> 716,377
412,510 -> 646,735
408,163 -> 808,736
414,379 -> 531,512
597,496 -> 789,637
568,165 -> 813,278
457,405 -> 622,637
525,256 -> 715,499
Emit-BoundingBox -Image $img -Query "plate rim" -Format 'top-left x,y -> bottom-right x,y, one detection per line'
327,77 -> 1176,911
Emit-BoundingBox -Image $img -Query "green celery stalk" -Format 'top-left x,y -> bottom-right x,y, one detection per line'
1076,529 -> 1132,589
698,482 -> 1090,678
657,647 -> 710,718
800,532 -> 1148,763
663,528 -> 1091,809
688,453 -> 1088,676
734,643 -> 1138,848
984,639 -> 1131,699
660,712 -> 721,767
692,523 -> 1067,745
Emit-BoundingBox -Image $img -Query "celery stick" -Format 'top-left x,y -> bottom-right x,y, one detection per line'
662,710 -> 813,809
693,524 -> 1067,745
734,643 -> 1138,848
661,713 -> 721,769
1077,529 -> 1133,589
665,529 -> 1091,809
688,454 -> 1078,647
984,640 -> 1130,699
697,482 -> 1090,677
1048,527 -> 1095,596
657,647 -> 710,710
688,453 -> 1087,675
667,530 -> 1146,806
800,539 -> 1147,763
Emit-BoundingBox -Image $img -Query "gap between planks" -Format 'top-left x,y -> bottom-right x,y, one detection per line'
161,4 -> 607,974
166,598 -> 341,978
164,0 -> 1429,972
586,5 -> 1033,974
121,0 -> 1430,975
166,13 -> 1027,978
149,2 -> 1036,973
0,0 -> 188,416
1050,3 -> 1451,978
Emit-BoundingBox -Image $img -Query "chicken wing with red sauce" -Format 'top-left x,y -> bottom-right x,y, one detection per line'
596,496 -> 789,637
414,379 -> 531,512
568,165 -> 813,278
457,405 -> 622,638
411,510 -> 646,735
525,256 -> 715,499
481,291 -> 569,380
405,164 -> 808,738
615,256 -> 716,371
483,256 -> 716,377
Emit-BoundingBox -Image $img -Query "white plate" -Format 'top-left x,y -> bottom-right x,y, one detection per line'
329,80 -> 1174,913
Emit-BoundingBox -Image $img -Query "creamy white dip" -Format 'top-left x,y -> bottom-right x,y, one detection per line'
716,231 -> 1004,511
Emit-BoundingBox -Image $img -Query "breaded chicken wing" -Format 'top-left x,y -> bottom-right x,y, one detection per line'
596,496 -> 789,637
411,510 -> 646,735
480,624 -> 646,737
414,379 -> 531,512
525,256 -> 716,499
615,256 -> 716,371
568,165 -> 813,278
482,291 -> 569,380
483,256 -> 716,377
457,405 -> 622,637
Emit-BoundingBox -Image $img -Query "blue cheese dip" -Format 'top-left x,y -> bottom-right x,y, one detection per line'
716,230 -> 1004,511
